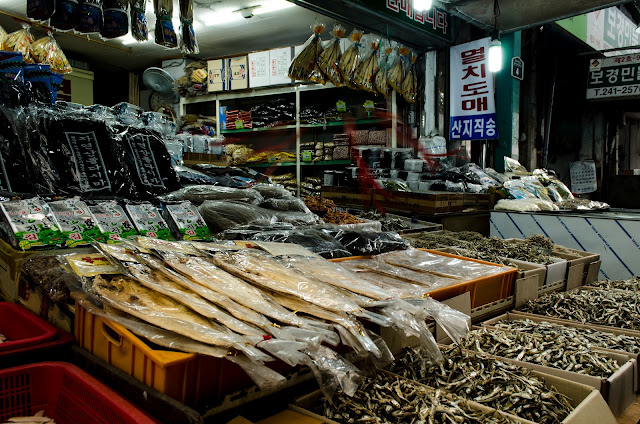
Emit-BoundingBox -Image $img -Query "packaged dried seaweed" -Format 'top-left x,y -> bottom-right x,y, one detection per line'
338,29 -> 364,89
77,0 -> 103,33
374,42 -> 392,98
31,33 -> 73,74
101,0 -> 128,39
402,52 -> 417,103
154,0 -> 177,48
388,46 -> 410,94
317,24 -> 345,87
353,38 -> 379,93
130,0 -> 148,41
50,0 -> 79,30
179,0 -> 198,54
288,23 -> 326,84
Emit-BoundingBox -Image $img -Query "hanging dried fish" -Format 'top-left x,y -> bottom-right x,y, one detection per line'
338,29 -> 364,89
401,52 -> 417,103
154,0 -> 177,48
179,0 -> 198,54
323,372 -> 520,424
461,327 -> 620,378
353,39 -> 379,92
388,46 -> 410,94
374,43 -> 393,98
493,318 -> 640,354
521,289 -> 640,330
390,346 -> 574,424
288,23 -> 326,84
317,24 -> 345,87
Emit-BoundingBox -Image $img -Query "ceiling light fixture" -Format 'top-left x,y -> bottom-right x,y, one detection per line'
121,34 -> 140,45
202,7 -> 243,26
488,0 -> 502,72
254,0 -> 296,15
413,0 -> 432,12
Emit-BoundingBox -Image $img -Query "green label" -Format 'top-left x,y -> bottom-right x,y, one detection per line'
235,119 -> 244,129
302,151 -> 313,162
336,100 -> 346,112
364,100 -> 375,111
16,227 -> 63,250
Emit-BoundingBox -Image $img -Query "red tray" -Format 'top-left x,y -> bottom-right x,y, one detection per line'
0,302 -> 58,352
0,362 -> 157,424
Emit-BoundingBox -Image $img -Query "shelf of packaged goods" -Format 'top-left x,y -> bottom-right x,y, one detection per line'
220,118 -> 392,134
243,160 -> 352,168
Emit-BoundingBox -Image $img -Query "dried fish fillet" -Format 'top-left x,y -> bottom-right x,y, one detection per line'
338,29 -> 363,89
388,46 -> 410,93
353,39 -> 379,92
402,53 -> 417,103
317,24 -> 344,86
288,23 -> 326,84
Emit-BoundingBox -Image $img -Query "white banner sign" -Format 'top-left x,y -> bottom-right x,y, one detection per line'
449,38 -> 498,141
587,54 -> 640,99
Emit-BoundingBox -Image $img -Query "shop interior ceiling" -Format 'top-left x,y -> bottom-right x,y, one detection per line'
0,0 -> 342,71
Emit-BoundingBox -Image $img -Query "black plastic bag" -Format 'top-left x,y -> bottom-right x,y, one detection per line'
329,229 -> 408,256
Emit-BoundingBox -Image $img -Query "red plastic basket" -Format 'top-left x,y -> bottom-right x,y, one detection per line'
0,302 -> 58,352
0,362 -> 156,424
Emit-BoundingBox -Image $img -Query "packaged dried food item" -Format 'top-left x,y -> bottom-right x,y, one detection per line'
338,29 -> 364,89
401,52 -> 417,103
89,200 -> 138,243
0,106 -> 33,193
198,200 -> 277,233
317,24 -> 345,86
2,26 -> 35,64
31,33 -> 73,74
375,45 -> 393,98
49,197 -> 102,247
288,23 -> 326,84
101,0 -> 128,38
354,38 -> 379,92
24,64 -> 53,104
163,201 -> 212,241
154,0 -> 177,48
77,0 -> 103,33
0,26 -> 6,44
125,202 -> 174,240
22,255 -> 73,301
332,229 -> 408,256
388,46 -> 410,94
130,0 -> 148,41
27,0 -> 55,20
0,197 -> 63,250
50,0 -> 79,30
179,0 -> 198,54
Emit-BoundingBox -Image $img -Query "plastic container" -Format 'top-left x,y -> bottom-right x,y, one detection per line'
0,362 -> 156,423
0,302 -> 58,352
0,328 -> 74,368
74,301 -> 253,406
331,249 -> 517,308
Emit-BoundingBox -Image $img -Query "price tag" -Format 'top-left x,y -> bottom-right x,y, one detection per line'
234,119 -> 244,129
363,100 -> 375,111
336,100 -> 346,112
302,151 -> 313,162
268,153 -> 277,163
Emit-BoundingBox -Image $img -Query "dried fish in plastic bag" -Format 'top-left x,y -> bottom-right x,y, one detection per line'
338,29 -> 364,89
317,24 -> 345,87
288,23 -> 326,84
401,52 -> 417,103
374,42 -> 393,98
388,46 -> 410,94
353,39 -> 379,92
179,0 -> 198,54
154,0 -> 177,48
130,0 -> 148,41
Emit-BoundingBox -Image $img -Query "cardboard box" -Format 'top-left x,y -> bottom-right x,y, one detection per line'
482,311 -> 640,389
248,51 -> 270,88
459,326 -> 636,416
269,47 -> 292,85
228,56 -> 248,90
321,186 -> 372,208
257,410 -> 321,424
404,191 -> 451,214
207,59 -> 226,92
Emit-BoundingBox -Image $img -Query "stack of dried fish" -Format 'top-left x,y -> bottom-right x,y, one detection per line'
493,318 -> 640,354
390,346 -> 574,423
0,333 -> 6,343
589,276 -> 640,291
461,328 -> 620,377
4,411 -> 56,423
338,29 -> 364,89
521,289 -> 640,330
323,373 -> 520,424
353,39 -> 379,92
318,24 -> 345,86
289,23 -> 327,84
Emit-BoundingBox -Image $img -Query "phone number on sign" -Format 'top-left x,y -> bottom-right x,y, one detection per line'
589,85 -> 640,97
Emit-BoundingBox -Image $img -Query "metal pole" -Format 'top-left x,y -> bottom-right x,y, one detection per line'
542,56 -> 557,167
296,87 -> 301,197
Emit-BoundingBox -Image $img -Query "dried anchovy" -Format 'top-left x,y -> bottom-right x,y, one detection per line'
408,233 -> 464,250
525,234 -> 554,252
521,289 -> 640,331
451,231 -> 485,242
461,328 -> 620,378
493,318 -> 640,354
390,346 -> 573,424
589,276 -> 640,291
324,372 -> 519,424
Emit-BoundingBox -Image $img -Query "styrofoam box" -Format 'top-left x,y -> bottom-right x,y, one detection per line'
406,172 -> 421,182
546,257 -> 568,285
408,181 -> 420,191
404,159 -> 425,172
248,51 -> 269,88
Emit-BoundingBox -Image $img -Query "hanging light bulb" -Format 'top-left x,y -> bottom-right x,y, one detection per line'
414,0 -> 432,12
488,37 -> 502,72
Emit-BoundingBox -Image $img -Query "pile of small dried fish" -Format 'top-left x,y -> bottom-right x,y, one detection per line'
358,211 -> 411,232
304,196 -> 336,212
493,318 -> 640,354
390,346 -> 574,423
0,333 -> 6,343
407,232 -> 464,250
322,210 -> 363,225
461,328 -> 620,378
323,373 -> 520,424
521,289 -> 640,330
3,411 -> 56,423
589,276 -> 640,291
524,234 -> 555,252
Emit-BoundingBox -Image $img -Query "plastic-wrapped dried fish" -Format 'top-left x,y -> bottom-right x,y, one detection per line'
461,328 -> 620,378
521,289 -> 640,330
493,318 -> 640,354
338,29 -> 364,89
317,24 -> 345,86
289,23 -> 326,84
390,346 -> 574,424
323,372 -> 520,424
4,410 -> 56,423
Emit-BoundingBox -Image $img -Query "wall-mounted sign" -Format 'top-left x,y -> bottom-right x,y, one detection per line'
558,7 -> 639,53
512,57 -> 524,80
449,37 -> 498,141
587,54 -> 640,100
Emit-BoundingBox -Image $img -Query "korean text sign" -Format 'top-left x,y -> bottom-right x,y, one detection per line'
587,55 -> 640,99
449,38 -> 498,141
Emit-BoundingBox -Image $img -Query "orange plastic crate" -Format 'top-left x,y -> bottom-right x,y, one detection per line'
331,249 -> 517,308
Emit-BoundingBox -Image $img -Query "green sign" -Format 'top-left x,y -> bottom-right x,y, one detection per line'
352,0 -> 451,42
336,100 -> 346,112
